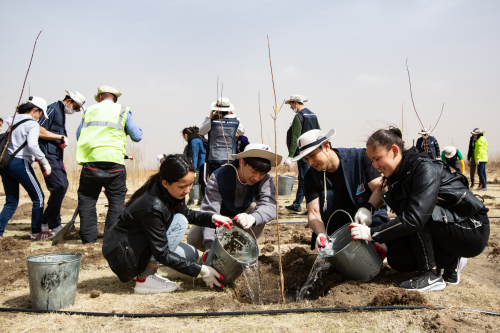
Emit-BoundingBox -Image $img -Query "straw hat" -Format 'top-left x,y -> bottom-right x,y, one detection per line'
94,85 -> 122,102
211,97 -> 235,112
28,96 -> 48,119
471,128 -> 485,135
285,94 -> 308,105
231,143 -> 282,166
443,146 -> 457,159
291,129 -> 336,162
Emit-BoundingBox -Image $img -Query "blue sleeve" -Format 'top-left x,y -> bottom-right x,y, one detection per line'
199,140 -> 206,165
125,111 -> 143,142
76,118 -> 84,140
191,141 -> 199,169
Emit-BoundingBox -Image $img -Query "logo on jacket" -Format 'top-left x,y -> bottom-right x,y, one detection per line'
356,183 -> 365,196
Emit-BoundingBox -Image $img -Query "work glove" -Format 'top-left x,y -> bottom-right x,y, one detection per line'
315,232 -> 329,251
234,213 -> 256,229
284,157 -> 293,168
212,214 -> 233,230
36,160 -> 52,177
199,265 -> 224,288
348,223 -> 373,241
354,207 -> 372,226
373,242 -> 388,260
57,136 -> 68,150
202,250 -> 210,263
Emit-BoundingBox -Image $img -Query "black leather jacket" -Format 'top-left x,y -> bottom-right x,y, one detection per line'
370,147 -> 485,244
102,181 -> 214,282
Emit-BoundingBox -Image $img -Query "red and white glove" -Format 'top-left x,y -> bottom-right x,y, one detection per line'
315,232 -> 328,250
348,223 -> 373,241
354,207 -> 372,226
57,136 -> 68,150
202,250 -> 210,263
373,242 -> 388,260
212,214 -> 233,230
36,160 -> 52,177
234,213 -> 256,229
199,265 -> 224,288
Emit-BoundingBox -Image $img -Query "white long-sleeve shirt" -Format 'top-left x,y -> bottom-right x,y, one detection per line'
199,113 -> 245,136
5,114 -> 47,164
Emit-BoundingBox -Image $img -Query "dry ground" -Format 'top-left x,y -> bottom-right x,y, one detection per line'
1,169 -> 500,332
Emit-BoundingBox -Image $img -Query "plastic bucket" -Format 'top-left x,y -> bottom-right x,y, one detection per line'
26,252 -> 83,310
278,175 -> 295,195
204,225 -> 259,285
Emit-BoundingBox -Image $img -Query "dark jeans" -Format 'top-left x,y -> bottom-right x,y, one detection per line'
478,162 -> 487,188
0,158 -> 44,236
77,162 -> 127,243
292,158 -> 310,208
386,211 -> 490,272
207,162 -> 224,179
199,163 -> 206,201
41,156 -> 68,229
447,159 -> 461,173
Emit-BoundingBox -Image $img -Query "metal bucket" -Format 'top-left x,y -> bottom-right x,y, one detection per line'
189,185 -> 200,200
204,225 -> 259,285
325,211 -> 382,282
26,252 -> 82,310
278,175 -> 295,195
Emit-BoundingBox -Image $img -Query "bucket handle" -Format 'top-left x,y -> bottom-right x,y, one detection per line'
325,209 -> 353,237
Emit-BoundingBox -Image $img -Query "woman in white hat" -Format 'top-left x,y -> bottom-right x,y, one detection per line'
292,129 -> 389,256
187,143 -> 280,260
0,97 -> 53,241
441,146 -> 464,173
472,129 -> 488,191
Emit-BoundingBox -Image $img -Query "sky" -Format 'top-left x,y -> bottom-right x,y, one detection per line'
1,0 -> 499,169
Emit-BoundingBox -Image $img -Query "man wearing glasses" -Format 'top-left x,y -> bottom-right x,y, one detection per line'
38,90 -> 86,237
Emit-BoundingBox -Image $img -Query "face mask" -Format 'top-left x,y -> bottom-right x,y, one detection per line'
64,107 -> 76,115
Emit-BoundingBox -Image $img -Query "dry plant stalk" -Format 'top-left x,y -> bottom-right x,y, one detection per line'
267,35 -> 286,303
216,76 -> 230,163
0,30 -> 42,161
258,91 -> 263,143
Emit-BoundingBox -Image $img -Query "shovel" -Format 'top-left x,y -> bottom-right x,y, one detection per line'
51,208 -> 78,246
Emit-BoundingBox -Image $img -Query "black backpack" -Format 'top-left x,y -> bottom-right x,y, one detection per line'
0,119 -> 33,172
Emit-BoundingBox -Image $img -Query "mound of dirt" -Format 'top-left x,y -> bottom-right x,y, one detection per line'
489,246 -> 500,258
0,237 -> 30,251
421,313 -> 479,333
291,232 -> 310,244
261,243 -> 274,253
370,288 -> 427,306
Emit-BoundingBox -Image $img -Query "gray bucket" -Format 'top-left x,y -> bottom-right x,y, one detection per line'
278,175 -> 295,195
26,252 -> 83,310
326,211 -> 382,282
204,225 -> 259,285
189,171 -> 201,200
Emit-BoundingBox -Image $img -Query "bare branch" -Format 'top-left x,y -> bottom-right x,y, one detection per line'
258,91 -> 264,144
406,58 -> 425,130
429,103 -> 444,135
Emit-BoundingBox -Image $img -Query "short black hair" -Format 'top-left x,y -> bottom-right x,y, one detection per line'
63,95 -> 72,102
17,102 -> 38,114
243,157 -> 271,174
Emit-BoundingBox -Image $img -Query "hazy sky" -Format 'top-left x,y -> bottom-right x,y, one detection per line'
1,0 -> 499,169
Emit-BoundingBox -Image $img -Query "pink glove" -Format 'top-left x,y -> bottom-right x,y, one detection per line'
212,215 -> 233,230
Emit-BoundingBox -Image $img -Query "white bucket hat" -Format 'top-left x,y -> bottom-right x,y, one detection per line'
65,90 -> 86,111
231,143 -> 282,166
285,94 -> 308,105
418,128 -> 430,135
94,85 -> 122,102
211,97 -> 235,112
28,96 -> 48,119
443,146 -> 457,158
291,129 -> 336,162
471,128 -> 485,135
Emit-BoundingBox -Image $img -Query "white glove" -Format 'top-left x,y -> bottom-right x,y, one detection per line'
41,162 -> 52,176
354,207 -> 372,226
235,213 -> 256,229
315,232 -> 329,250
211,214 -> 233,229
284,157 -> 293,167
198,265 -> 223,288
348,223 -> 373,241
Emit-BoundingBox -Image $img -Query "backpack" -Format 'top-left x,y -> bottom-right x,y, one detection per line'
0,119 -> 33,172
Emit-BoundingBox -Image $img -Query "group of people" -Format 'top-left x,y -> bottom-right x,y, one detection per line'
0,90 -> 490,296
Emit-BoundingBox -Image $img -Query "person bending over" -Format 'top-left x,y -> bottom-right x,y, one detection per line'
441,146 -> 464,173
102,154 -> 234,294
350,128 -> 489,292
187,144 -> 280,259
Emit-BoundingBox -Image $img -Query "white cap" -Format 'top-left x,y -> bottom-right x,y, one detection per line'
65,90 -> 86,111
231,143 -> 282,166
28,96 -> 48,119
94,85 -> 122,102
211,97 -> 235,112
285,95 -> 308,104
291,129 -> 336,162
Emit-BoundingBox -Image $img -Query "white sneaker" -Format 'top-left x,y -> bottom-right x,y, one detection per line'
134,273 -> 178,294
51,225 -> 64,235
41,224 -> 50,232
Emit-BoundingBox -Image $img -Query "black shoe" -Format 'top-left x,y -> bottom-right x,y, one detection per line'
197,200 -> 202,206
285,205 -> 302,214
443,257 -> 467,285
400,270 -> 446,292
187,199 -> 195,205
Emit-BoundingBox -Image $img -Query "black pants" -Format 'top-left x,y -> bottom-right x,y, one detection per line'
41,156 -> 68,229
198,163 -> 206,201
447,159 -> 461,173
77,162 -> 127,243
207,162 -> 224,179
387,210 -> 490,272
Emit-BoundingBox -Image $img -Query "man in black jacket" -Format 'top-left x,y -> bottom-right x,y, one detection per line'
467,129 -> 478,188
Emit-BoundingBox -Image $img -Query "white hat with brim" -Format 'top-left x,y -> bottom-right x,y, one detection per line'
471,128 -> 485,135
291,129 -> 336,162
211,97 -> 235,112
28,96 -> 48,119
65,90 -> 86,111
94,85 -> 122,102
418,128 -> 430,135
231,143 -> 282,167
285,94 -> 308,105
443,146 -> 457,159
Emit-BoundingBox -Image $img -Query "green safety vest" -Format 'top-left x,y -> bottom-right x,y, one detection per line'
76,101 -> 130,165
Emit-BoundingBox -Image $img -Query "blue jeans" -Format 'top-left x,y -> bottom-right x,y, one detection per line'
478,162 -> 487,189
0,158 -> 44,236
292,158 -> 310,208
149,214 -> 199,265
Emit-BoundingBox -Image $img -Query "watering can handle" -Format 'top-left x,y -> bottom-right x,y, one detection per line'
230,219 -> 258,240
325,209 -> 354,237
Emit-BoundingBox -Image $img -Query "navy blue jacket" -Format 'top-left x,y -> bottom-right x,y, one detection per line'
38,101 -> 67,159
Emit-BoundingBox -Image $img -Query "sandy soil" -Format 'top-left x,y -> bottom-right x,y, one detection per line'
1,170 -> 500,332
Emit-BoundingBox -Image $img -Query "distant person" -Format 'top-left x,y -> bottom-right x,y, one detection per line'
0,97 -> 53,241
283,95 -> 320,215
236,134 -> 250,153
157,154 -> 167,168
467,130 -> 479,188
0,118 -> 4,134
76,85 -> 143,243
38,90 -> 86,237
441,146 -> 464,173
199,97 -> 244,178
473,128 -> 488,191
416,128 -> 440,159
182,126 -> 207,205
